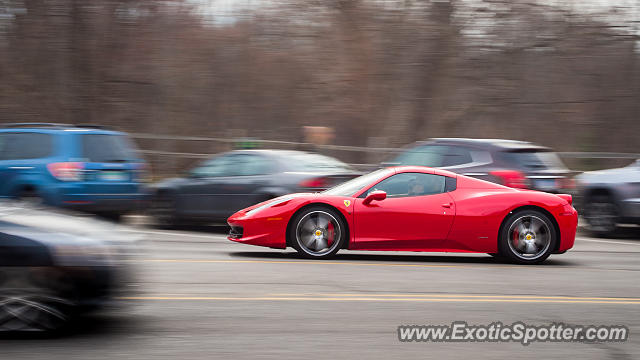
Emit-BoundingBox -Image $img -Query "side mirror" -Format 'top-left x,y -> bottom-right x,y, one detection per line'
363,190 -> 387,205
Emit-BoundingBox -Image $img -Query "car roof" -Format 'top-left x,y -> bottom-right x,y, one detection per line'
391,166 -> 458,178
229,149 -> 329,157
0,123 -> 123,135
419,138 -> 549,151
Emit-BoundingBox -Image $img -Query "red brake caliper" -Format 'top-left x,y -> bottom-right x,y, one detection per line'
327,222 -> 335,247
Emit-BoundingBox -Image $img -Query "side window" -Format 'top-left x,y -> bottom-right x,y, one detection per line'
364,173 -> 447,198
0,132 -> 53,160
190,156 -> 232,177
226,154 -> 271,176
392,145 -> 448,167
441,146 -> 473,167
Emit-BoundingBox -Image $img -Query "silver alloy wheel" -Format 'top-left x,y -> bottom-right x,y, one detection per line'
0,293 -> 71,331
507,215 -> 552,260
295,210 -> 342,256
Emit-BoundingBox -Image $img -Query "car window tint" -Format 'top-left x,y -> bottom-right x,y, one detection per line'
501,150 -> 567,170
227,154 -> 271,176
441,146 -> 473,167
0,132 -> 53,160
365,173 -> 447,198
323,168 -> 394,197
81,134 -> 136,162
391,145 -> 448,167
282,152 -> 353,172
191,156 -> 232,177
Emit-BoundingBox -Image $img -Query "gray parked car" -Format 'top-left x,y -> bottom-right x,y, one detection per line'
575,159 -> 640,236
149,150 -> 360,226
385,138 -> 576,194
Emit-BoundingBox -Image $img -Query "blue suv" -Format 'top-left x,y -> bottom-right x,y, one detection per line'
0,123 -> 149,219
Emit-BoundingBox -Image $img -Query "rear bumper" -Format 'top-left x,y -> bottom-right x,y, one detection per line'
47,183 -> 150,213
556,205 -> 579,253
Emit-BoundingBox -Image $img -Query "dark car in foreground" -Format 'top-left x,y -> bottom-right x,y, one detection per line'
385,138 -> 575,194
0,123 -> 149,220
0,202 -> 138,331
150,150 -> 360,226
576,159 -> 640,236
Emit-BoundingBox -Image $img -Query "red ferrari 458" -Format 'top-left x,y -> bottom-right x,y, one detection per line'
227,166 -> 578,264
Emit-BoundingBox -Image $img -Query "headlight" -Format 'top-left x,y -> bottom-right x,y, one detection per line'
246,196 -> 294,216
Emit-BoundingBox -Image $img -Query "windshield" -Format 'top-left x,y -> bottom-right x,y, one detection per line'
323,168 -> 393,197
81,134 -> 139,162
501,150 -> 567,170
284,152 -> 354,172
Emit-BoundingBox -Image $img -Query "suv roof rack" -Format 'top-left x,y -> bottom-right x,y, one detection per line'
2,123 -> 114,130
3,122 -> 72,128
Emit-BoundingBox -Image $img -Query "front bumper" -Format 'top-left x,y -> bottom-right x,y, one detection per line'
227,211 -> 290,249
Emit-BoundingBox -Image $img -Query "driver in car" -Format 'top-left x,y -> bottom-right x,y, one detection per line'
408,177 -> 425,196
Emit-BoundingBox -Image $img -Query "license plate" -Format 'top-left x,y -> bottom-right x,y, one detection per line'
535,179 -> 557,190
100,171 -> 127,181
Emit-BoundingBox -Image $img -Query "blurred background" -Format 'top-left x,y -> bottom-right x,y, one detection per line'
0,0 -> 638,175
0,0 -> 639,346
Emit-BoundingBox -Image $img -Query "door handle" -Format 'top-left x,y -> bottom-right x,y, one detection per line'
442,203 -> 452,208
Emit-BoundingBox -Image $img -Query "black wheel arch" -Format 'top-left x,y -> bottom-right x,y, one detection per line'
498,205 -> 562,254
286,203 -> 351,249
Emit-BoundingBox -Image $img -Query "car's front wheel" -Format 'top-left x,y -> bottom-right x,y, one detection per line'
149,192 -> 179,229
498,210 -> 557,265
289,206 -> 346,259
0,270 -> 72,332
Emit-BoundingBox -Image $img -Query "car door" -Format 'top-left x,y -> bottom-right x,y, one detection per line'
352,172 -> 455,250
214,153 -> 274,217
177,155 -> 234,218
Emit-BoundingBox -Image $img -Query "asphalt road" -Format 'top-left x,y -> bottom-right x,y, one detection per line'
2,224 -> 640,359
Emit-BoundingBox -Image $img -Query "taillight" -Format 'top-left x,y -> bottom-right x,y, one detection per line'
489,170 -> 529,189
299,177 -> 328,189
47,162 -> 84,181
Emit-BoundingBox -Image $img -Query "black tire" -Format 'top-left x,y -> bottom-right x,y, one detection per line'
149,192 -> 179,229
498,209 -> 557,265
583,194 -> 618,238
289,206 -> 346,259
97,212 -> 122,222
16,190 -> 44,206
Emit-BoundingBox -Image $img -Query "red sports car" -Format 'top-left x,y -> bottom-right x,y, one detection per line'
227,166 -> 578,264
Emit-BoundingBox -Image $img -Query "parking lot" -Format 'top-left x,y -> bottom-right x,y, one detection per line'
2,224 -> 638,359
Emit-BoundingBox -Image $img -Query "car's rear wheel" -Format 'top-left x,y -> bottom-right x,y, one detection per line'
583,194 -> 618,237
150,192 -> 179,229
498,210 -> 557,265
16,190 -> 44,207
290,206 -> 345,259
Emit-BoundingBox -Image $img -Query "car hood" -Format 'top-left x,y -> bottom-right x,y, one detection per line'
240,192 -> 315,215
0,202 -> 143,248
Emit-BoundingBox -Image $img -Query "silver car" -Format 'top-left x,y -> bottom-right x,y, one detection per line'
576,159 -> 640,236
